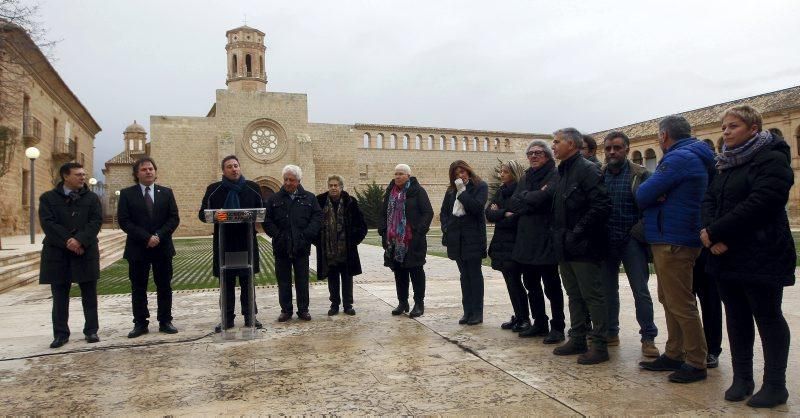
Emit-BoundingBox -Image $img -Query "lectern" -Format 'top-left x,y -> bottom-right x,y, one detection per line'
203,208 -> 266,340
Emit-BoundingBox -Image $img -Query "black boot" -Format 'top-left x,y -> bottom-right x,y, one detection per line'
725,377 -> 755,402
501,315 -> 516,330
391,302 -> 410,316
409,302 -> 424,318
747,384 -> 788,408
519,322 -> 548,338
459,314 -> 469,325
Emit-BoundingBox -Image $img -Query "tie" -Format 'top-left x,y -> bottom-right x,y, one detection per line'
144,186 -> 154,216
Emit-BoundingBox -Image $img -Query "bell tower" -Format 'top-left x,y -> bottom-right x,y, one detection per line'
225,25 -> 267,92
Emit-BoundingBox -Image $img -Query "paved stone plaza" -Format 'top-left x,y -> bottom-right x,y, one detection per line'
0,242 -> 797,416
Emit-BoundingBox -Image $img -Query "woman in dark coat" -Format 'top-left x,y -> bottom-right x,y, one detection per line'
316,175 -> 368,316
441,160 -> 489,325
508,139 -> 565,344
486,160 -> 529,331
378,164 -> 434,318
701,105 -> 795,408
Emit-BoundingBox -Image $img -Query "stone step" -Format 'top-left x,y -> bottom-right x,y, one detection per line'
0,250 -> 39,268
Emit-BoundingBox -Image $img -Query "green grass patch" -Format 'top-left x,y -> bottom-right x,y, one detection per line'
363,230 -> 492,266
73,236 -> 317,296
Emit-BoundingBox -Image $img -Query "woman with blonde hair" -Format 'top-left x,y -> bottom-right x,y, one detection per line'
486,160 -> 530,331
701,105 -> 794,408
440,160 -> 489,325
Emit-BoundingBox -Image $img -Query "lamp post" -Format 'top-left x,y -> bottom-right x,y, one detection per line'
88,177 -> 97,192
24,147 -> 40,244
113,190 -> 120,229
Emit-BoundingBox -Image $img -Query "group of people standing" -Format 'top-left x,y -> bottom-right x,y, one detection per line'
37,105 -> 792,408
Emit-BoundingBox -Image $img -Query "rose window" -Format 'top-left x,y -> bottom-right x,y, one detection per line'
249,128 -> 279,155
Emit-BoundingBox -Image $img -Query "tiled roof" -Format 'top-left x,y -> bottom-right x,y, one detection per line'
104,150 -> 136,165
592,85 -> 800,140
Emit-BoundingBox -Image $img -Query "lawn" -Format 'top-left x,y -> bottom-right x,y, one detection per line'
75,236 -> 317,296
362,229 -> 494,266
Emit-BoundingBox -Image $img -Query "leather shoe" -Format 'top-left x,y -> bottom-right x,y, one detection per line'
458,314 -> 469,325
127,325 -> 149,338
298,312 -> 312,321
467,314 -> 483,325
85,333 -> 100,343
328,306 -> 339,316
577,348 -> 610,365
214,322 -> 235,333
512,319 -> 531,333
244,318 -> 263,329
409,302 -> 424,318
50,336 -> 69,349
277,312 -> 292,322
706,353 -> 719,369
519,323 -> 548,338
392,302 -> 410,316
501,315 -> 516,330
553,338 -> 588,356
543,329 -> 565,344
343,307 -> 356,316
159,322 -> 178,334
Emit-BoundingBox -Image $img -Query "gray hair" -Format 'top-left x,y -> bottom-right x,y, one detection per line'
282,164 -> 303,181
525,139 -> 554,160
327,174 -> 344,188
394,163 -> 411,175
553,128 -> 583,149
658,115 -> 692,141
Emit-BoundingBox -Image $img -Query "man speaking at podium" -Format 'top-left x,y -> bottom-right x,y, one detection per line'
199,155 -> 265,332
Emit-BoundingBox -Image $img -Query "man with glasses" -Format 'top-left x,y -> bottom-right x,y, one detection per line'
600,131 -> 660,358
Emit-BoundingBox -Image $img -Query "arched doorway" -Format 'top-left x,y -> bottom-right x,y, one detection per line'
253,176 -> 281,205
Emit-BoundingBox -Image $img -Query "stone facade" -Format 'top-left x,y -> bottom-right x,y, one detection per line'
0,21 -> 101,237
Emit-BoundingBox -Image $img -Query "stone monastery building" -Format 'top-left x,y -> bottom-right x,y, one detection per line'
103,25 -> 800,236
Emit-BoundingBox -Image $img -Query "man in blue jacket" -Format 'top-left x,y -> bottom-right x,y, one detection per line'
636,115 -> 715,384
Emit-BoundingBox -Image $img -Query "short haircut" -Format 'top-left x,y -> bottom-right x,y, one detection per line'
282,164 -> 303,180
220,155 -> 239,171
525,139 -> 554,160
658,115 -> 692,141
603,131 -> 630,147
59,162 -> 83,181
394,164 -> 411,175
721,105 -> 763,132
132,157 -> 157,183
582,135 -> 597,152
553,128 -> 583,149
327,174 -> 344,188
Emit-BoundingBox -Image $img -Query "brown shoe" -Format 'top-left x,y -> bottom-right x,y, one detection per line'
277,312 -> 292,322
577,348 -> 609,365
553,338 -> 588,356
607,335 -> 620,346
642,340 -> 660,358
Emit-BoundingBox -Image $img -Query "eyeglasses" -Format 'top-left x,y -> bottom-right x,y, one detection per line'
526,150 -> 546,157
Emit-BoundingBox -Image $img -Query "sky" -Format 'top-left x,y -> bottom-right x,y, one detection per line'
31,0 -> 800,179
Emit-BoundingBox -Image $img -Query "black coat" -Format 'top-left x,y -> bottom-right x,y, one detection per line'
485,182 -> 519,271
509,161 -> 559,266
378,177 -> 434,269
198,179 -> 264,277
314,191 -> 368,278
38,183 -> 102,284
702,140 -> 796,286
440,179 -> 488,261
118,184 -> 180,261
552,152 -> 611,263
264,184 -> 322,259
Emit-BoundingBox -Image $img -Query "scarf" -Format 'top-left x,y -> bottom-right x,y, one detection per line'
386,181 -> 412,263
221,175 -> 246,209
716,130 -> 776,170
500,182 -> 517,200
525,159 -> 555,191
452,180 -> 467,217
323,196 -> 347,266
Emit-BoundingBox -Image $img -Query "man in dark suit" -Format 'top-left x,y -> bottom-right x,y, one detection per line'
118,157 -> 180,338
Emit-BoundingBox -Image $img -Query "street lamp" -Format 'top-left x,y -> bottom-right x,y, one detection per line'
25,147 -> 40,244
113,190 -> 120,229
88,177 -> 97,192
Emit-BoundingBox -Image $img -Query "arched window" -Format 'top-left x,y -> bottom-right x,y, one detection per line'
363,133 -> 370,148
427,135 -> 434,150
440,135 -> 445,150
259,55 -> 264,76
402,134 -> 409,150
645,148 -> 657,172
376,133 -> 384,149
390,134 -> 397,149
795,126 -> 800,156
632,150 -> 643,165
494,138 -> 499,151
415,135 -> 421,150
245,54 -> 252,76
471,137 -> 478,151
450,136 -> 457,150
231,54 -> 238,76
462,137 -> 468,151
482,138 -> 488,151
504,139 -> 511,152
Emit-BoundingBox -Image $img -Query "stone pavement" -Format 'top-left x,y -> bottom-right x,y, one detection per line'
0,242 -> 797,415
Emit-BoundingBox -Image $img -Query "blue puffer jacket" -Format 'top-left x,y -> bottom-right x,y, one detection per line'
636,138 -> 715,247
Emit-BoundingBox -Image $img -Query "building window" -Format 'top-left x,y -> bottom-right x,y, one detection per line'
363,133 -> 370,148
632,150 -> 643,165
245,54 -> 252,76
241,119 -> 289,163
376,133 -> 383,149
232,55 -> 238,76
389,134 -> 397,149
645,148 -> 657,172
402,134 -> 409,150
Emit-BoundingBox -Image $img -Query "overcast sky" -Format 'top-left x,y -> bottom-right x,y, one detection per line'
33,0 -> 800,179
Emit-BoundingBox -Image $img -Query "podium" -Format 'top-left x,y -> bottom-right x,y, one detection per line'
203,208 -> 266,340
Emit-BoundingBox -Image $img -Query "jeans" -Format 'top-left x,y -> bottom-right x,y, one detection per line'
520,263 -> 565,331
456,258 -> 484,318
327,264 -> 354,309
275,256 -> 310,314
601,238 -> 657,341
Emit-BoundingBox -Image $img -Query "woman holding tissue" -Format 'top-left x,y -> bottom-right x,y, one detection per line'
440,160 -> 489,325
